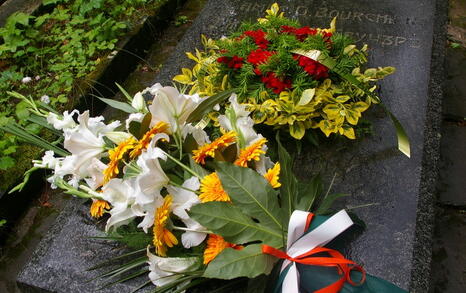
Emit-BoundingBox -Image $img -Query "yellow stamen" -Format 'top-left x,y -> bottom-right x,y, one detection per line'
234,138 -> 267,167
264,162 -> 281,188
130,121 -> 169,159
203,234 -> 243,264
103,137 -> 137,184
199,172 -> 230,203
90,199 -> 110,218
192,131 -> 236,164
153,195 -> 178,256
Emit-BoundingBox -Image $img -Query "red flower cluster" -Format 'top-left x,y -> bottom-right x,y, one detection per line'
294,55 -> 329,80
243,29 -> 269,49
261,72 -> 292,94
281,25 -> 317,41
247,49 -> 275,65
217,55 -> 244,69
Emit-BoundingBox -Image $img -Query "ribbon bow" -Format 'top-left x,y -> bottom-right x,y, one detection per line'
262,210 -> 366,293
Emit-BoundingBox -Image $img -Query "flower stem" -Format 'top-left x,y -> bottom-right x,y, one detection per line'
172,226 -> 211,234
164,152 -> 202,179
169,181 -> 200,195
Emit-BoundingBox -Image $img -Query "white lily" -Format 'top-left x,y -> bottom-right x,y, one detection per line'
148,83 -> 201,133
104,131 -> 134,144
33,150 -> 59,169
167,177 -> 200,220
131,92 -> 147,112
47,110 -> 78,130
218,94 -> 259,147
83,158 -> 107,190
181,123 -> 210,146
101,178 -> 140,231
147,247 -> 200,287
63,111 -> 117,178
125,112 -> 145,130
135,135 -> 170,196
180,217 -> 208,249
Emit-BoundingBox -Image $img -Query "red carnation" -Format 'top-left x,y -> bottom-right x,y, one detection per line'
261,72 -> 292,94
243,29 -> 269,49
247,49 -> 275,66
217,55 -> 244,69
293,55 -> 329,80
281,25 -> 317,41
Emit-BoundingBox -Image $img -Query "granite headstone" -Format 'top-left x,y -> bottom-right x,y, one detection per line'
17,0 -> 446,292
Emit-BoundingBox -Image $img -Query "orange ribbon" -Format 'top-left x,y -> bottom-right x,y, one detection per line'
262,213 -> 366,293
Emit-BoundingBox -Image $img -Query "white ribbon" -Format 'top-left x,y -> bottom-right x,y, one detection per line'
280,210 -> 354,293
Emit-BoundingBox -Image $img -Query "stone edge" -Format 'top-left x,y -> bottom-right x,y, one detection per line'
409,0 -> 448,292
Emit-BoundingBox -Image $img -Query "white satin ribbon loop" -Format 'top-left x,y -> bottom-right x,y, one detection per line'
280,210 -> 354,293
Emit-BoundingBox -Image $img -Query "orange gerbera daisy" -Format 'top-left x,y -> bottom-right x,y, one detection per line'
130,121 -> 169,159
203,234 -> 243,264
199,172 -> 230,202
103,137 -> 137,184
234,138 -> 267,167
153,195 -> 178,256
264,162 -> 281,188
89,199 -> 110,218
192,131 -> 236,164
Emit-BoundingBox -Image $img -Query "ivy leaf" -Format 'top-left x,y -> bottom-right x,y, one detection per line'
215,162 -> 285,233
189,202 -> 283,247
276,133 -> 297,221
203,244 -> 276,279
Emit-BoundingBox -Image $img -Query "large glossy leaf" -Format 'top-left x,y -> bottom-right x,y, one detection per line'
203,244 -> 276,279
276,133 -> 297,221
189,202 -> 283,247
186,89 -> 234,123
215,162 -> 285,232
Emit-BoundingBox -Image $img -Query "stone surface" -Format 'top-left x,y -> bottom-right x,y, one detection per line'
154,0 -> 446,292
17,0 -> 446,292
16,197 -> 151,293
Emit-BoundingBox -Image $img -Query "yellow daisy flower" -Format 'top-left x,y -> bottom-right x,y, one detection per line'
199,172 -> 230,203
103,137 -> 137,184
234,138 -> 267,167
203,234 -> 243,264
130,121 -> 169,159
192,131 -> 236,164
264,163 -> 281,188
153,195 -> 178,256
89,199 -> 110,218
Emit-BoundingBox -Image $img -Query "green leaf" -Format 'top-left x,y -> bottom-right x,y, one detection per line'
0,156 -> 15,170
203,244 -> 276,279
190,202 -> 282,247
276,133 -> 297,221
115,82 -> 133,103
316,193 -> 348,215
0,219 -> 6,227
187,89 -> 235,123
97,97 -> 137,113
215,162 -> 285,232
296,175 -> 322,212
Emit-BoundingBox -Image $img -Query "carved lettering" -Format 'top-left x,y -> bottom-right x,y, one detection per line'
295,6 -> 308,17
395,36 -> 407,46
329,10 -> 339,18
315,8 -> 327,18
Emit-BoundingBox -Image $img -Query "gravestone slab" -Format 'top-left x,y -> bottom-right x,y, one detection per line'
154,0 -> 446,292
17,0 -> 446,292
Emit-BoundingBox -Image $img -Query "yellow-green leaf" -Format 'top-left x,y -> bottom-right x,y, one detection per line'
289,121 -> 305,139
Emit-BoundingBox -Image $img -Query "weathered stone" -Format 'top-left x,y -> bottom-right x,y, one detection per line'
17,0 -> 446,292
16,197 -> 150,293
